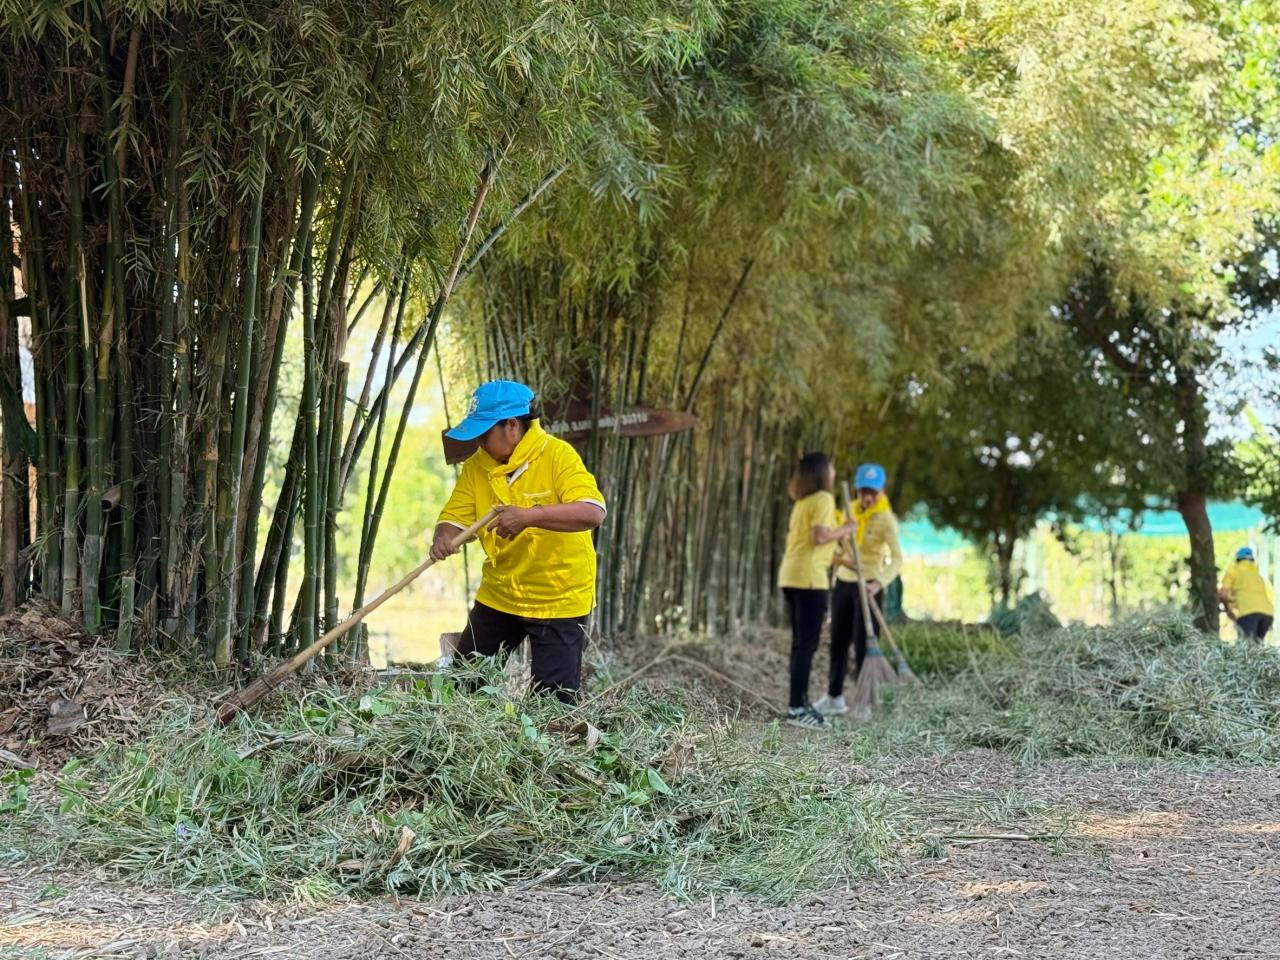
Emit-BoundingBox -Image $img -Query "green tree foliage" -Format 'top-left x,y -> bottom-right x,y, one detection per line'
0,0 -> 735,656
1,0 -> 1276,658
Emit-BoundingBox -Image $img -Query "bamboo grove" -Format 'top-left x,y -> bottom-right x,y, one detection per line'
2,0 -> 1278,657
0,0 -> 704,660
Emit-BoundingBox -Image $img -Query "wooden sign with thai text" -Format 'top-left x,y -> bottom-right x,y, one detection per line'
440,405 -> 698,465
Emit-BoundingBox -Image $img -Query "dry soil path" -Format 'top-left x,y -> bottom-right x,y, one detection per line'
4,755 -> 1279,959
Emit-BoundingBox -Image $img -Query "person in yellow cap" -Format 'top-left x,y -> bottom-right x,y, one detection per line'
815,462 -> 902,717
1218,546 -> 1274,642
777,452 -> 857,729
430,380 -> 606,702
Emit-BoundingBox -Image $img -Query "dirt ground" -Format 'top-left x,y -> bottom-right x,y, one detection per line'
4,753 -> 1279,960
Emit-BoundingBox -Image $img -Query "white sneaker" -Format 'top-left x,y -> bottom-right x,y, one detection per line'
813,694 -> 848,716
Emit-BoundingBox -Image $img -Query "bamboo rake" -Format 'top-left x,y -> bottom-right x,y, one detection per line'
215,509 -> 496,724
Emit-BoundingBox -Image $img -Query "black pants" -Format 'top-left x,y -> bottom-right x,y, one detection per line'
783,587 -> 829,709
829,580 -> 881,697
1238,613 -> 1273,642
456,600 -> 588,704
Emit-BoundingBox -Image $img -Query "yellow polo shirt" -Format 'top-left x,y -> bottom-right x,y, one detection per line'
1221,560 -> 1274,618
439,421 -> 605,619
778,490 -> 837,590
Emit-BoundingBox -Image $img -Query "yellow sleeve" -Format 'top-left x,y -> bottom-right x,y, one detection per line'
879,513 -> 904,584
438,460 -> 479,528
813,491 -> 837,529
1220,565 -> 1237,595
553,441 -> 606,512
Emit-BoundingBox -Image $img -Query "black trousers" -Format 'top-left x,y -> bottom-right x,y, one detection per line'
456,600 -> 589,704
783,587 -> 829,709
829,579 -> 881,697
1238,613 -> 1273,642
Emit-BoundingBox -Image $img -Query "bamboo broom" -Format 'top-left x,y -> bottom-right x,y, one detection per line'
867,592 -> 921,687
842,483 -> 899,720
215,508 -> 496,724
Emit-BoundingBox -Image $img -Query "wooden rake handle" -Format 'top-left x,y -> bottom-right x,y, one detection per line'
215,509 -> 496,725
840,482 -> 877,639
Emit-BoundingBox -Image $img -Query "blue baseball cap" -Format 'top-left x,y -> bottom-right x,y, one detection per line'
1237,547 -> 1255,562
854,462 -> 886,492
446,380 -> 535,441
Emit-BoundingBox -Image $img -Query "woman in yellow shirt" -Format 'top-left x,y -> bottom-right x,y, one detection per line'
777,452 -> 856,729
430,380 -> 606,703
815,463 -> 903,717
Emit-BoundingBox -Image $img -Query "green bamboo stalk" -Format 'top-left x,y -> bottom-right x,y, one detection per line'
345,150 -> 501,564
342,157 -> 553,481
346,265 -> 372,314
79,256 -> 113,637
314,355 -> 337,660
623,262 -> 753,634
346,281 -> 384,338
433,335 -> 472,609
247,156 -> 323,650
312,151 -> 362,351
235,169 -> 299,536
156,14 -> 189,605
200,210 -> 237,654
215,130 -> 267,667
339,272 -> 403,493
252,440 -> 299,652
361,295 -> 444,578
164,190 -> 193,642
115,323 -> 138,653
61,87 -> 85,617
354,281 -> 408,621
234,229 -> 293,658
94,15 -> 133,643
299,245 -> 320,653
15,100 -> 62,600
0,156 -> 24,612
269,492 -> 297,655
323,362 -> 348,651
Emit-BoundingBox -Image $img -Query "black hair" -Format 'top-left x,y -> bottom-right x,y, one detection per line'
499,401 -> 539,431
788,451 -> 832,500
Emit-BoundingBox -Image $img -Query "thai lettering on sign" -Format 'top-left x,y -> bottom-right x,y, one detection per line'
544,410 -> 652,435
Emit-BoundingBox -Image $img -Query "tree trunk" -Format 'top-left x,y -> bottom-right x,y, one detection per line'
1176,490 -> 1217,632
1174,365 -> 1218,634
995,533 -> 1015,607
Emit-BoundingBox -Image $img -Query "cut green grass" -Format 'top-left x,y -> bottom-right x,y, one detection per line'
12,669 -> 898,904
868,614 -> 1280,763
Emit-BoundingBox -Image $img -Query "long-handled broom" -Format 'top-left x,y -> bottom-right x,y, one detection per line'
842,483 -> 899,720
868,595 -> 921,687
215,509 -> 496,724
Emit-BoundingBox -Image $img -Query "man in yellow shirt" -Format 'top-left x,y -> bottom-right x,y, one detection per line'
1218,547 -> 1274,642
430,380 -> 606,702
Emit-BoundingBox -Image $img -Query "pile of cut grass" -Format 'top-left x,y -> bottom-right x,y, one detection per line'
987,592 -> 1062,638
13,671 -> 894,903
872,615 -> 1280,763
890,622 -> 1011,680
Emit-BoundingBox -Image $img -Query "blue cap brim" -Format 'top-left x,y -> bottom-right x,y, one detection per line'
445,416 -> 496,442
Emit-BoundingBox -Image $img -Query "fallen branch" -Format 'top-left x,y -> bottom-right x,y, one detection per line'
942,832 -> 1059,844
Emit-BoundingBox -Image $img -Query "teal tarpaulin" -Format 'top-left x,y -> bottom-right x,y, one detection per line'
901,501 -> 1270,556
